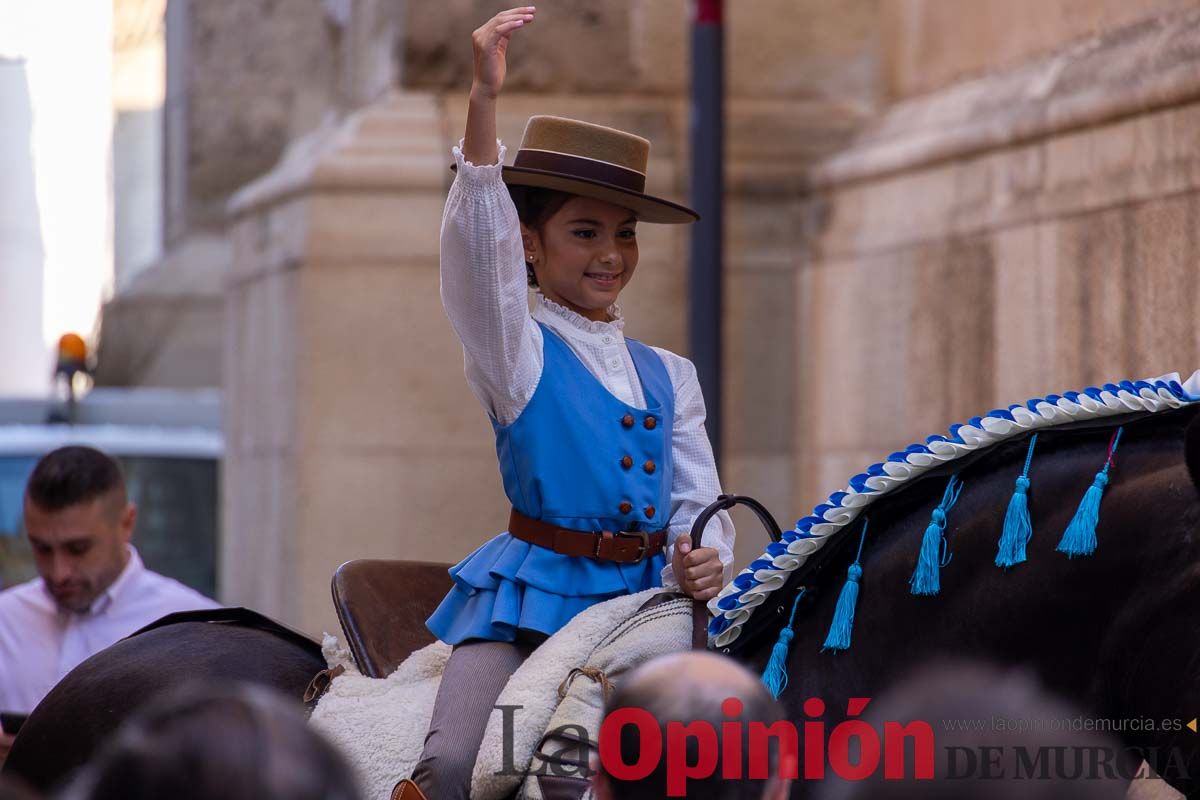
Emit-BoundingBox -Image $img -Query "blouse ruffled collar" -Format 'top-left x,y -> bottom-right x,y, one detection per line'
534,293 -> 626,336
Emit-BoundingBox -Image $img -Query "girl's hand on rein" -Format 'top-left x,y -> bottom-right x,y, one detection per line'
471,6 -> 536,100
672,538 -> 723,602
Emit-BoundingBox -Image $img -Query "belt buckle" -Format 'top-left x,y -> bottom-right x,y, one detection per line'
616,530 -> 650,562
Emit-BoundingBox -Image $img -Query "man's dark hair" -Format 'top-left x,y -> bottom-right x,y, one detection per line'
25,446 -> 126,512
601,653 -> 785,800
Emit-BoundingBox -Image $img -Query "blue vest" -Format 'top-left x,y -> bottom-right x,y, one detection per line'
426,323 -> 674,644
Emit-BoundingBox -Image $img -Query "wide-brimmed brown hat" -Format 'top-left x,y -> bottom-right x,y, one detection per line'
464,115 -> 699,224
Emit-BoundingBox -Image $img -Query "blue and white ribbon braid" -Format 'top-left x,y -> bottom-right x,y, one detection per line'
708,372 -> 1200,649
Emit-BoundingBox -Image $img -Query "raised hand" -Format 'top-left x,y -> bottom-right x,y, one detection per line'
464,7 -> 536,166
471,6 -> 536,100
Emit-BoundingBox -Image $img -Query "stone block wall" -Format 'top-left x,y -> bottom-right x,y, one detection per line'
97,0 -> 343,389
181,0 -> 339,237
881,0 -> 1196,100
795,2 -> 1200,512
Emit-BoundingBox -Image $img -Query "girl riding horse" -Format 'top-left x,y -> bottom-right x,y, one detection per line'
399,7 -> 736,799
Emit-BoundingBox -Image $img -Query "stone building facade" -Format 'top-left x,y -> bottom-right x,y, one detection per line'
104,0 -> 1197,651
96,0 -> 347,387
795,1 -> 1200,507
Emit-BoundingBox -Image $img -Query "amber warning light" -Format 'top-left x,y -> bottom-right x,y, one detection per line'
56,333 -> 88,377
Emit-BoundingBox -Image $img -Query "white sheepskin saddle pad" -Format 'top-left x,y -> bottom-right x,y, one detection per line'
310,589 -> 695,800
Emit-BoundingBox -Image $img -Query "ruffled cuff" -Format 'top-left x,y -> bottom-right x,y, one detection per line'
660,559 -> 679,589
452,138 -> 507,186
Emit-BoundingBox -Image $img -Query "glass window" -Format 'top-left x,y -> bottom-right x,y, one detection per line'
0,456 -> 37,589
0,455 -> 217,598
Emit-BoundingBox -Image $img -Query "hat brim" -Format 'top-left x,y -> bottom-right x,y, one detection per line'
501,166 -> 699,224
448,162 -> 699,224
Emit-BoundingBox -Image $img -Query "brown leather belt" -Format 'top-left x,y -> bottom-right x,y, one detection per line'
508,508 -> 667,564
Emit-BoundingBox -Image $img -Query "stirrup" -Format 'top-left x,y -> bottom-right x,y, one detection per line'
391,778 -> 430,800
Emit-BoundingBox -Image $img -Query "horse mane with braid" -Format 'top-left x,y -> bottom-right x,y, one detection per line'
710,371 -> 1200,796
711,372 -> 1200,651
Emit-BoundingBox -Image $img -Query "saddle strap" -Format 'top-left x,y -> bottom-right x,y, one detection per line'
637,591 -> 710,651
692,599 -> 709,650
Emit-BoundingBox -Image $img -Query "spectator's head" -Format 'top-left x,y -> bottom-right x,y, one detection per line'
816,661 -> 1129,800
593,651 -> 791,800
22,446 -> 134,612
63,682 -> 360,800
0,775 -> 41,800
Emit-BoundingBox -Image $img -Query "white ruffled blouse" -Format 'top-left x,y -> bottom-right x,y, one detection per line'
439,140 -> 736,587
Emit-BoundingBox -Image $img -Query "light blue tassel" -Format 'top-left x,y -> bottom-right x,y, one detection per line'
909,475 -> 963,596
996,433 -> 1038,568
1057,427 -> 1123,558
822,519 -> 869,652
762,588 -> 806,699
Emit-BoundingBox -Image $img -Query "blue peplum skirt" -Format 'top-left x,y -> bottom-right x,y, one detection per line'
426,532 -> 666,645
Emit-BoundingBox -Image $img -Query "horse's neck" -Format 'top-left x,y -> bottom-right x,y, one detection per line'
784,425 -> 1200,712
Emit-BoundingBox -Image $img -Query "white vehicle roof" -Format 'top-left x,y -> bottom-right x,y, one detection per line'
0,425 -> 221,459
0,388 -> 221,430
0,388 -> 222,459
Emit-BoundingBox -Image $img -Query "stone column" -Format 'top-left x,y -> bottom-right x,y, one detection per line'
96,0 -> 340,389
112,0 -> 166,290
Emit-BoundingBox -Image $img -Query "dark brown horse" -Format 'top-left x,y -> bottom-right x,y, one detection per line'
2,609 -> 328,793
7,406 -> 1200,798
721,404 -> 1200,797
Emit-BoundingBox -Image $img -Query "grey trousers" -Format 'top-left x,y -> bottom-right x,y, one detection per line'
411,635 -> 540,799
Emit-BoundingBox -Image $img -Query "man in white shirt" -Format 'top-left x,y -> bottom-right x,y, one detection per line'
0,446 -> 218,765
